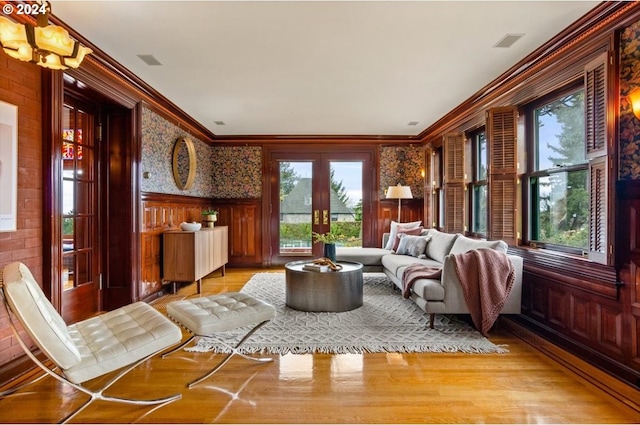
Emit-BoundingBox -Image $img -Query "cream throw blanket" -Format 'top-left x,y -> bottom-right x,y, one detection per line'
451,248 -> 515,336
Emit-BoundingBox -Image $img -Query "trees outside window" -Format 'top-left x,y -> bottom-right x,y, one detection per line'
469,130 -> 487,236
528,87 -> 588,252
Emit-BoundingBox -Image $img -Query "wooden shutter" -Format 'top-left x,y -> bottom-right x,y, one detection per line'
442,133 -> 465,233
588,156 -> 607,263
444,183 -> 465,233
585,53 -> 608,158
585,52 -> 610,263
487,106 -> 518,245
443,133 -> 465,183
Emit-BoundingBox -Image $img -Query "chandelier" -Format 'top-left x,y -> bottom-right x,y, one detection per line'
0,1 -> 92,70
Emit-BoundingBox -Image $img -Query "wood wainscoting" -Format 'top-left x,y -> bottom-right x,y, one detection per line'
212,199 -> 262,267
509,178 -> 640,390
140,192 -> 213,301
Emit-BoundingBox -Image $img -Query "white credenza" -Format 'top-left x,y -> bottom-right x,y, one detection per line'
163,226 -> 228,293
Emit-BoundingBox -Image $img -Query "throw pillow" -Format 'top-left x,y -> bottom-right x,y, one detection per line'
383,220 -> 422,250
392,227 -> 424,251
396,235 -> 432,258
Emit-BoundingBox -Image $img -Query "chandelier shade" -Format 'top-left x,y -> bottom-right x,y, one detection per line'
0,2 -> 92,70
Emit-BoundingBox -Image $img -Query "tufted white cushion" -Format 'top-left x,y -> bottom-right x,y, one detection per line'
3,262 -> 81,370
167,292 -> 276,336
65,302 -> 182,383
3,262 -> 182,384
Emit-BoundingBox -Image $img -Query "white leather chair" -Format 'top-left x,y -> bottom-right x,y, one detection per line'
0,262 -> 183,423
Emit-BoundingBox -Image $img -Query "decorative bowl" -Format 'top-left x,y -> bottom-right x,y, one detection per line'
180,222 -> 202,231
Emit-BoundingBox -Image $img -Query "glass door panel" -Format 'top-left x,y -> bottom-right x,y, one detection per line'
61,104 -> 96,291
328,161 -> 363,248
279,161 -> 313,256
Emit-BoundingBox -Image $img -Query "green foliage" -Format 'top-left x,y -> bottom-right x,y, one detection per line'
280,222 -> 362,247
329,167 -> 351,206
63,217 -> 73,236
280,222 -> 311,241
279,162 -> 299,200
535,90 -> 588,250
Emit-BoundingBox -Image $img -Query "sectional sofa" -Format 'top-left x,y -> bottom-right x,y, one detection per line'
336,228 -> 523,330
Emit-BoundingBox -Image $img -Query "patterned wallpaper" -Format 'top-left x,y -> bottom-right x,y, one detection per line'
379,146 -> 425,200
620,20 -> 640,180
211,146 -> 263,198
141,107 -> 215,197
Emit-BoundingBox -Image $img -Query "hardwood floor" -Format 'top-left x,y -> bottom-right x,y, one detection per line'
1,267 -> 639,424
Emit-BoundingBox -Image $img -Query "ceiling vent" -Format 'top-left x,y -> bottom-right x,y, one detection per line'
214,121 -> 226,126
493,34 -> 524,48
137,54 -> 162,65
407,121 -> 419,126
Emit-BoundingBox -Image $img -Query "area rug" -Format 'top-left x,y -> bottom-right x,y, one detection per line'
188,272 -> 508,355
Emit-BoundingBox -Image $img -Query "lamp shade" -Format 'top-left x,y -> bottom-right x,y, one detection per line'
386,185 -> 413,199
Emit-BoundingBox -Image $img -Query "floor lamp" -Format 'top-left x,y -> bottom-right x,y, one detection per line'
386,185 -> 413,222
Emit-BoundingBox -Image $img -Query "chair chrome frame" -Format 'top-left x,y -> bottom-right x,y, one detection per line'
162,319 -> 273,388
0,283 -> 182,424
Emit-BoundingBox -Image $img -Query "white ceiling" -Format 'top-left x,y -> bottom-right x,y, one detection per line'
51,0 -> 599,137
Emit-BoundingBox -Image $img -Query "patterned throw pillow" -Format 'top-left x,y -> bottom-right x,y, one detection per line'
395,235 -> 432,258
391,227 -> 424,251
383,220 -> 422,250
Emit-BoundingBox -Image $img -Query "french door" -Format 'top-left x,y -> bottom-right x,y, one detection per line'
269,150 -> 374,265
60,96 -> 102,323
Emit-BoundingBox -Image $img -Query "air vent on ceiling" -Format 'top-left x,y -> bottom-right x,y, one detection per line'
214,121 -> 226,126
493,34 -> 524,48
407,121 -> 419,126
137,54 -> 162,66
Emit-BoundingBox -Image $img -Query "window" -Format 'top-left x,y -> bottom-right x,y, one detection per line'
433,147 -> 444,229
527,85 -> 588,253
469,129 -> 487,236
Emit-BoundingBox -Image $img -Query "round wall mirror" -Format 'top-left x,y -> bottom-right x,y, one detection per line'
172,137 -> 197,190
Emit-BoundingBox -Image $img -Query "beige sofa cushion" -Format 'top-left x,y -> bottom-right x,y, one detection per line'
381,254 -> 441,276
449,234 -> 508,255
424,229 -> 459,263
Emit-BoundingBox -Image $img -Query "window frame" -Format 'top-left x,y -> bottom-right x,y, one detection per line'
433,146 -> 444,230
468,128 -> 487,238
523,80 -> 588,256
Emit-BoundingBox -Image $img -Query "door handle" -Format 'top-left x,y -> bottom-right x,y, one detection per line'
323,210 -> 329,225
314,210 -> 319,225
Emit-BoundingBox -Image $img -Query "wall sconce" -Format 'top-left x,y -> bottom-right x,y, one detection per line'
386,184 -> 413,222
0,1 -> 92,70
628,87 -> 640,120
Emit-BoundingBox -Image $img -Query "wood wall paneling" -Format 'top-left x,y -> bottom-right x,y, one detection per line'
140,193 -> 214,299
215,200 -> 262,266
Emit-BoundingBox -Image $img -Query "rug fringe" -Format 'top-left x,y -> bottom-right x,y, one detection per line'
186,342 -> 509,355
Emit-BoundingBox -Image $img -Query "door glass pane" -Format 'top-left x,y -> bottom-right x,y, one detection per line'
61,104 -> 95,290
329,161 -> 362,248
279,161 -> 312,255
